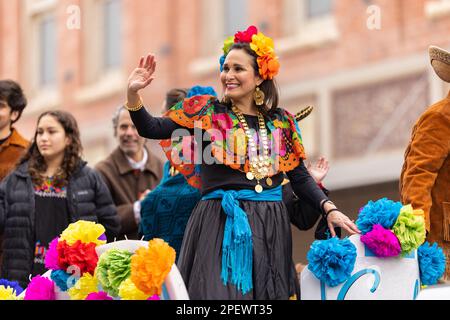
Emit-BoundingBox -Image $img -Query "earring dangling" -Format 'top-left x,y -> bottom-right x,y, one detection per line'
254,87 -> 265,106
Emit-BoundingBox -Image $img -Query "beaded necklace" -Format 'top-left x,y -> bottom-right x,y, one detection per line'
231,105 -> 272,193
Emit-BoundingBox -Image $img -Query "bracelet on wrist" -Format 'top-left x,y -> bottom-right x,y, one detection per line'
324,208 -> 339,220
125,96 -> 144,112
320,200 -> 335,215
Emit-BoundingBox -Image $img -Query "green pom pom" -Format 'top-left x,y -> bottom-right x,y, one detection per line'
392,205 -> 426,255
96,249 -> 133,297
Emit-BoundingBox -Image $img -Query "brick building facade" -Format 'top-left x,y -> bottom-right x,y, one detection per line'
1,0 -> 449,262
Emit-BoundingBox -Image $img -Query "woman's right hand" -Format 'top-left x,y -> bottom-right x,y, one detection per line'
127,54 -> 156,102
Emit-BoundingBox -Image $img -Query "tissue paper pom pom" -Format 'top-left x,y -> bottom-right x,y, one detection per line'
392,205 -> 426,254
356,198 -> 402,234
147,294 -> 160,300
68,273 -> 98,300
418,242 -> 446,285
307,237 -> 357,287
118,278 -> 149,300
360,224 -> 401,257
57,240 -> 98,275
60,220 -> 106,246
131,238 -> 176,295
50,270 -> 75,292
96,249 -> 132,297
45,238 -> 61,271
85,291 -> 113,300
0,279 -> 23,295
24,276 -> 55,300
0,286 -> 19,300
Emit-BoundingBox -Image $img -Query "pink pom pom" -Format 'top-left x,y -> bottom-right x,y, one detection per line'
85,292 -> 114,300
45,238 -> 61,270
147,294 -> 160,300
361,224 -> 401,258
24,276 -> 55,300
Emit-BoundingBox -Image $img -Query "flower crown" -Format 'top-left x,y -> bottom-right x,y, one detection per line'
220,25 -> 280,80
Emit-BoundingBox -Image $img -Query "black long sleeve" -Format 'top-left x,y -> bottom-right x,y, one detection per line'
129,107 -> 186,140
286,161 -> 329,213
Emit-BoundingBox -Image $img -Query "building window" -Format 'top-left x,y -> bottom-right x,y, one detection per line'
305,0 -> 333,18
224,0 -> 248,37
103,0 -> 122,70
39,15 -> 57,87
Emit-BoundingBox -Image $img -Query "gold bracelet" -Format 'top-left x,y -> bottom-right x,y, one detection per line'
125,96 -> 144,112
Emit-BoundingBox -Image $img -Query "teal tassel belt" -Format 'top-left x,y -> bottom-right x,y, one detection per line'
202,185 -> 282,295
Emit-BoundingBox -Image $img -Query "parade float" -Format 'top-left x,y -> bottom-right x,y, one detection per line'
300,198 -> 448,300
0,221 -> 188,300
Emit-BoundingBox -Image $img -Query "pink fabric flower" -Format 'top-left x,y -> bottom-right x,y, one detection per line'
85,291 -> 114,300
212,113 -> 234,131
44,238 -> 61,270
24,276 -> 55,300
360,224 -> 401,257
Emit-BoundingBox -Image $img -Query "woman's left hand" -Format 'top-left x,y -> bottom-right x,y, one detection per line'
326,210 -> 361,237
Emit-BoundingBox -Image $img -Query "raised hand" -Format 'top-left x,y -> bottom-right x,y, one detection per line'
128,54 -> 156,95
307,156 -> 329,184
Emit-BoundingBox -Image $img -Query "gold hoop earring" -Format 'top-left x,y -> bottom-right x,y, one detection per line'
254,87 -> 265,106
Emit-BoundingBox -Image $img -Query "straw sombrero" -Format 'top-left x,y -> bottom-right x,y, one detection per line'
429,46 -> 450,83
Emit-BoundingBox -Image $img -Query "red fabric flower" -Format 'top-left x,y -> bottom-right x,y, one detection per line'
183,95 -> 211,114
257,54 -> 280,80
234,25 -> 258,43
57,240 -> 98,275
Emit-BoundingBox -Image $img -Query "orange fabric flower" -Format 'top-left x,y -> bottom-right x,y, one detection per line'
130,239 -> 176,295
178,164 -> 195,176
187,176 -> 202,189
257,54 -> 280,80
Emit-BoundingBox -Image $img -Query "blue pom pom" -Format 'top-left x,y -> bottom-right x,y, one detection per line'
307,237 -> 357,287
356,198 -> 402,234
219,55 -> 226,72
418,242 -> 446,286
187,85 -> 218,98
0,279 -> 24,295
50,270 -> 75,292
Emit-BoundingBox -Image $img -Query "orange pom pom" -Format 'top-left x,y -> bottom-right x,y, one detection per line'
130,239 -> 176,295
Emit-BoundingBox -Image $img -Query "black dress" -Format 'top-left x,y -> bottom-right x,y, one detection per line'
130,100 -> 328,300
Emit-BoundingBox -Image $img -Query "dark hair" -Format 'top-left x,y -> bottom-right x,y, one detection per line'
165,88 -> 188,111
0,79 -> 27,124
21,110 -> 83,188
226,42 -> 279,116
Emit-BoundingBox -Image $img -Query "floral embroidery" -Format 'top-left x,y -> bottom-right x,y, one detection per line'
34,177 -> 67,198
160,95 -> 306,189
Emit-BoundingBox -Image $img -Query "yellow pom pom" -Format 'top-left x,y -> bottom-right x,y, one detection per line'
0,286 -> 18,300
68,273 -> 99,300
118,278 -> 149,300
60,220 -> 106,246
131,238 -> 176,295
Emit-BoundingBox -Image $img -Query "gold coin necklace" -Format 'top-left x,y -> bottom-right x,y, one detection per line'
232,105 -> 272,193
